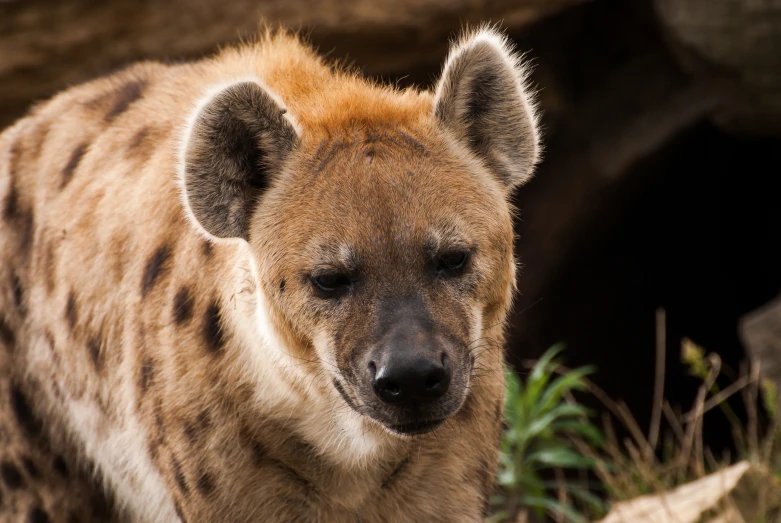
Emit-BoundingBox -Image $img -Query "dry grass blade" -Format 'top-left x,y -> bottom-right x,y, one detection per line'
662,401 -> 686,445
682,374 -> 753,423
649,308 -> 666,454
680,354 -> 720,481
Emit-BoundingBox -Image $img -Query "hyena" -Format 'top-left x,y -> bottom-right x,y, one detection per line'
0,26 -> 541,522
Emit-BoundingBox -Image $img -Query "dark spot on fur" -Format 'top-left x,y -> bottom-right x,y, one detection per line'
311,139 -> 328,162
105,80 -> 147,122
95,392 -> 110,415
3,182 -> 18,221
43,240 -> 57,294
53,455 -> 69,477
149,403 -> 165,460
140,357 -> 154,393
173,286 -> 194,325
196,470 -> 215,497
172,459 -> 189,495
22,457 -> 40,479
364,127 -> 381,144
29,122 -> 51,159
10,386 -> 41,437
248,438 -> 266,463
127,126 -> 168,162
65,291 -> 78,329
128,127 -> 150,150
29,507 -> 50,523
183,422 -> 198,442
0,315 -> 14,347
11,275 -> 25,316
154,403 -> 165,435
196,410 -> 210,430
141,243 -> 171,297
61,143 -> 87,189
279,279 -> 286,293
90,485 -> 116,520
87,335 -> 104,371
382,455 -> 411,489
314,139 -> 343,174
397,131 -> 428,156
1,461 -> 25,489
174,502 -> 187,523
202,300 -> 224,353
201,240 -> 213,259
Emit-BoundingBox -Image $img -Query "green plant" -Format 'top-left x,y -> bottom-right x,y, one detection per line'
491,344 -> 606,523
493,311 -> 781,522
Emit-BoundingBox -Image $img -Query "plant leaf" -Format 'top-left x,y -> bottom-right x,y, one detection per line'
526,447 -> 596,469
535,365 -> 595,416
524,345 -> 567,408
518,495 -> 588,523
550,419 -> 605,446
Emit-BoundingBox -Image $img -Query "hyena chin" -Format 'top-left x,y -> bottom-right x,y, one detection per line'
0,25 -> 541,523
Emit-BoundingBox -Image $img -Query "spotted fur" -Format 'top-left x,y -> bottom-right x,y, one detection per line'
0,26 -> 540,522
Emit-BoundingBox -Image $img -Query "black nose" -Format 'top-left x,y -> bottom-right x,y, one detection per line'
370,354 -> 451,404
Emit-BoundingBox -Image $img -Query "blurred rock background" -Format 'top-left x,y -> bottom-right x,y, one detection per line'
2,0 -> 780,455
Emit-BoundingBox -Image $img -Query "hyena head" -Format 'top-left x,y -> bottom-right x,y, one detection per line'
181,28 -> 541,437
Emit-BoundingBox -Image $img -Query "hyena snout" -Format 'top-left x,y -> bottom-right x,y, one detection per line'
368,321 -> 452,405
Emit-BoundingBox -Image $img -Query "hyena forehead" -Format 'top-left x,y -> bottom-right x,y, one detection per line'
180,26 -> 541,246
259,133 -> 513,271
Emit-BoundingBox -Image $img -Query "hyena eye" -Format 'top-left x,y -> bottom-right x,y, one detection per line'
435,250 -> 470,275
310,272 -> 351,298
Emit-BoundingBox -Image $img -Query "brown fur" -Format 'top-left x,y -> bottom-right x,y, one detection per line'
0,27 -> 540,522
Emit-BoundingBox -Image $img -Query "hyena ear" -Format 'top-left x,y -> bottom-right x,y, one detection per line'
433,28 -> 542,191
182,81 -> 299,240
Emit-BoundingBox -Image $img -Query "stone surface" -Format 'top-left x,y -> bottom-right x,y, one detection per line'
655,0 -> 781,136
599,461 -> 781,523
740,294 -> 781,413
0,0 -> 585,127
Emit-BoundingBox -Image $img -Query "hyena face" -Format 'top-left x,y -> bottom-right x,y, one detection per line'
252,132 -> 518,435
182,29 -> 540,436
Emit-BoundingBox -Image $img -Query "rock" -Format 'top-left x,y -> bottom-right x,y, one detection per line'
0,0 -> 586,128
740,294 -> 781,413
655,0 -> 781,136
598,461 -> 781,523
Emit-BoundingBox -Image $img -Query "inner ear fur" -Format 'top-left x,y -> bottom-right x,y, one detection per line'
434,28 -> 542,191
183,81 -> 299,240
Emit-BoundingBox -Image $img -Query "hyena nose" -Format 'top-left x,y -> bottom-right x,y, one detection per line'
370,353 -> 451,404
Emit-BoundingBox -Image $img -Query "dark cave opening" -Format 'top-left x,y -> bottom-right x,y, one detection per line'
509,121 -> 781,454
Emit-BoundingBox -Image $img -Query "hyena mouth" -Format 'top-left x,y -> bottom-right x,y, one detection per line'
389,418 -> 445,436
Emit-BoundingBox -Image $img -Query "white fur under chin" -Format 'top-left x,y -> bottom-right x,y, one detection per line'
229,243 -> 390,470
